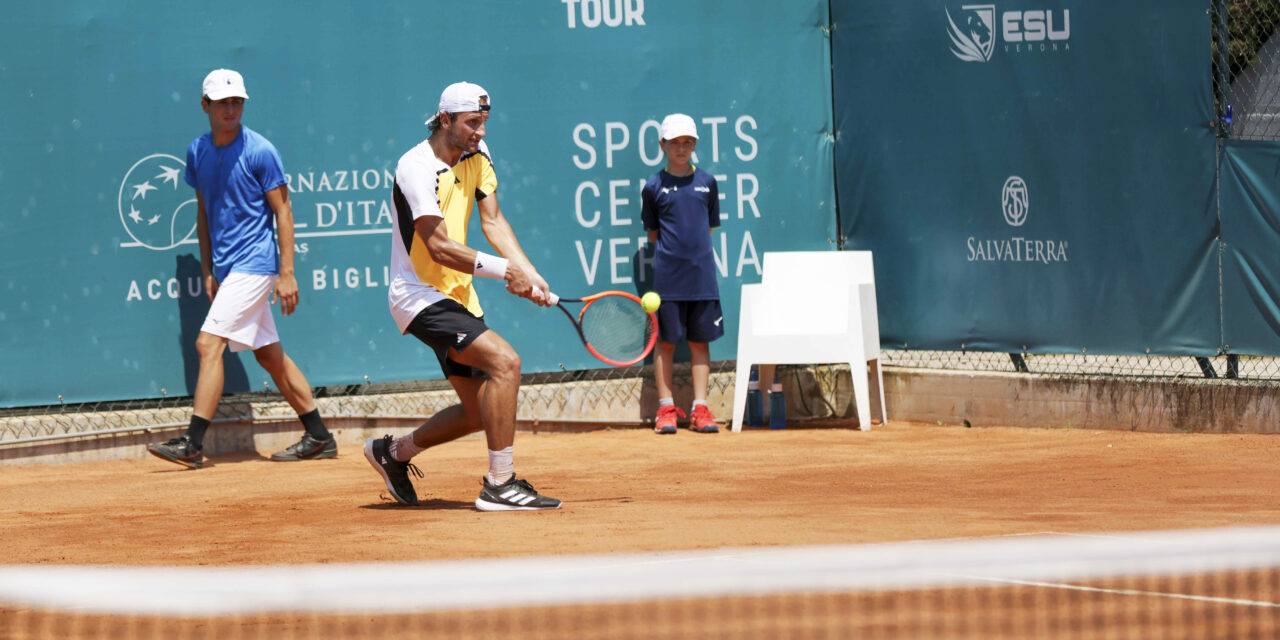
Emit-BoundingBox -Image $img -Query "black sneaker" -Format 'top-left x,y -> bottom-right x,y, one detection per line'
270,434 -> 338,461
475,475 -> 562,511
147,435 -> 204,469
363,435 -> 422,505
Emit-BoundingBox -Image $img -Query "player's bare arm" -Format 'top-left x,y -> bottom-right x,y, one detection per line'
195,190 -> 218,301
414,215 -> 535,297
477,195 -> 550,306
266,185 -> 299,316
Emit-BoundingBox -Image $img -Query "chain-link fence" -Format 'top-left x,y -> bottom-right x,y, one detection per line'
11,349 -> 1280,449
879,349 -> 1280,382
0,361 -> 869,448
1215,0 -> 1280,138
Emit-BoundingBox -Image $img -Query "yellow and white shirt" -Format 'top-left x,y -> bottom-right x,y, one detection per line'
387,139 -> 497,333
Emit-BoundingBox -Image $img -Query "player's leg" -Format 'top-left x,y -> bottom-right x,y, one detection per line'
253,343 -> 315,414
689,341 -> 711,403
364,369 -> 483,506
148,284 -> 244,470
146,330 -> 227,468
407,302 -> 492,452
253,342 -> 336,461
654,340 -> 676,400
685,300 -> 725,433
401,399 -> 483,450
365,301 -> 485,504
686,341 -> 718,433
652,300 -> 688,434
447,330 -> 521,451
448,330 -> 560,511
192,330 -> 229,419
653,341 -> 681,434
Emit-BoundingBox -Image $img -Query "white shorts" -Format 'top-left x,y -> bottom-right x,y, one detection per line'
201,273 -> 280,353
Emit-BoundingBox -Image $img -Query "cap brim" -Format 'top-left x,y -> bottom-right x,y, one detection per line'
205,89 -> 248,101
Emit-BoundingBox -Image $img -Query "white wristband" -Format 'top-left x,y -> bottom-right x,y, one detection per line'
473,251 -> 509,280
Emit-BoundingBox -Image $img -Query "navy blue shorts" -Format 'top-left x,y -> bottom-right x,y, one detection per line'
405,299 -> 489,379
655,299 -> 724,344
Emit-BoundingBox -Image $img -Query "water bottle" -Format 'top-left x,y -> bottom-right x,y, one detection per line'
769,372 -> 787,430
745,369 -> 763,427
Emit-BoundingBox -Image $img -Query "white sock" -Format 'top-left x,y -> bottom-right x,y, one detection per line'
389,434 -> 424,462
659,397 -> 675,407
692,399 -> 708,409
487,446 -> 514,485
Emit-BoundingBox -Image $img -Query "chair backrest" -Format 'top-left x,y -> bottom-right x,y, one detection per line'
761,251 -> 875,290
750,251 -> 875,336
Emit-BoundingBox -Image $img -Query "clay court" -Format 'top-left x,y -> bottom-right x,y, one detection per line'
5,422 -> 1280,638
4,422 -> 1280,566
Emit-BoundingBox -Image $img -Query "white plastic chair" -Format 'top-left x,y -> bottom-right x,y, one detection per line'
731,251 -> 886,432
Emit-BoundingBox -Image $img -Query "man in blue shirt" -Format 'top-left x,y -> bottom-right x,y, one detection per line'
642,113 -> 724,434
148,69 -> 335,469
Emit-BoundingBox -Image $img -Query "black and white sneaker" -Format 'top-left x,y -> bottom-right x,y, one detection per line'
475,475 -> 562,511
363,435 -> 422,505
147,435 -> 204,469
270,434 -> 338,461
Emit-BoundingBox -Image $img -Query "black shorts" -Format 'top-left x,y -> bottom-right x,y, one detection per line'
405,299 -> 489,379
656,299 -> 725,344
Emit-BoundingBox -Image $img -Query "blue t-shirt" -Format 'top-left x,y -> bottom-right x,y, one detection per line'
641,168 -> 721,301
185,126 -> 288,281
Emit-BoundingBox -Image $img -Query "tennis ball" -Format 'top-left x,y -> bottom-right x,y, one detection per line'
641,291 -> 661,313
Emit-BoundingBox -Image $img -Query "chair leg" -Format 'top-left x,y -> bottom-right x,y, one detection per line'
868,358 -> 887,425
732,358 -> 754,433
850,360 -> 871,431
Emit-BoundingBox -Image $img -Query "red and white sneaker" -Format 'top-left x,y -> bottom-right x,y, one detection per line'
654,405 -> 684,434
688,405 -> 720,433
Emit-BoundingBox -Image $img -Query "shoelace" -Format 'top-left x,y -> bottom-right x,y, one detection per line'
379,435 -> 423,479
657,405 -> 687,419
166,436 -> 198,451
404,461 -> 424,480
286,438 -> 315,453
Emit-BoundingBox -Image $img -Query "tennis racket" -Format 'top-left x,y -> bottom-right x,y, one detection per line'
544,290 -> 658,367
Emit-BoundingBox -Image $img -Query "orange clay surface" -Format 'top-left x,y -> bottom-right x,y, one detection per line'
3,422 -> 1280,566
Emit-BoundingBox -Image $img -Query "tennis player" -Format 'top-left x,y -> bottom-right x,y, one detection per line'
147,69 -> 335,469
364,81 -> 561,511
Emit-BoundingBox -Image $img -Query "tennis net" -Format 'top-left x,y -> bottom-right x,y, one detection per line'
3,525 -> 1279,639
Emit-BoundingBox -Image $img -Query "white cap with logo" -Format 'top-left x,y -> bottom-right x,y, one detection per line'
660,113 -> 699,141
426,82 -> 491,126
202,69 -> 249,101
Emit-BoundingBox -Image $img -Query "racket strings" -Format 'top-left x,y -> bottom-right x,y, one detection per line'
580,297 -> 654,362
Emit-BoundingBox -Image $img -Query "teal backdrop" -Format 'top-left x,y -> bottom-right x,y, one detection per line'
1222,140 -> 1280,354
833,1 -> 1221,355
12,1 -> 1280,408
0,1 -> 836,406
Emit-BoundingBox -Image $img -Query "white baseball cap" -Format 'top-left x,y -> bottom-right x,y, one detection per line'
426,82 -> 491,126
660,113 -> 699,141
202,69 -> 249,101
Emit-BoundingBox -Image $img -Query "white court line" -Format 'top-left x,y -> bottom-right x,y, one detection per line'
947,574 -> 1280,608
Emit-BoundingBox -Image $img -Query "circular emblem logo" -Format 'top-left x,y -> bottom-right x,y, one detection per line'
118,154 -> 198,250
1001,176 -> 1029,227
